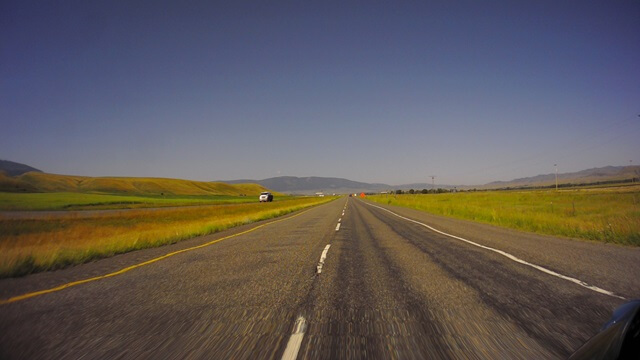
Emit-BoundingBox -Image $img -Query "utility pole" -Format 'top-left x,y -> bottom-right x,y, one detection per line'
554,164 -> 558,191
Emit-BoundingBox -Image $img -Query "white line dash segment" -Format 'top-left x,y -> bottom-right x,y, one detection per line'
317,244 -> 331,274
281,316 -> 307,360
364,202 -> 626,300
335,223 -> 341,231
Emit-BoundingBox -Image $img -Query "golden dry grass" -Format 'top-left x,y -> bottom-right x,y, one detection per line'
369,187 -> 640,245
0,197 -> 334,277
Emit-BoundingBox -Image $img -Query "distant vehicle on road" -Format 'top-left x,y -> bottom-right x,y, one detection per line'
259,192 -> 273,202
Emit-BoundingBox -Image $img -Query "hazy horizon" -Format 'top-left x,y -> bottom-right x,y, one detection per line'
2,1 -> 639,186
4,158 -> 638,188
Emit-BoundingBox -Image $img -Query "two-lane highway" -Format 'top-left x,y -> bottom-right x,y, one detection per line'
1,197 -> 638,359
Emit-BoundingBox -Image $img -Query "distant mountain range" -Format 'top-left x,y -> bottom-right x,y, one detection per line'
223,176 -> 454,194
224,176 -> 391,194
224,166 -> 640,194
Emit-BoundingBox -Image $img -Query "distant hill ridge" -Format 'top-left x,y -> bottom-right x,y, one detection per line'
0,160 -> 42,177
225,176 -> 389,193
484,166 -> 640,188
225,166 -> 640,193
0,171 -> 270,196
223,176 -> 446,194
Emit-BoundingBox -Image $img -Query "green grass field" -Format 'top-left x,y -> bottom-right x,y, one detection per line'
0,196 -> 335,278
368,186 -> 640,246
0,192 -> 281,211
0,171 -> 326,277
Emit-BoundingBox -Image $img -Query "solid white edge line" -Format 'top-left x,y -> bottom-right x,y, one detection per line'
335,223 -> 341,231
363,201 -> 626,300
281,316 -> 307,360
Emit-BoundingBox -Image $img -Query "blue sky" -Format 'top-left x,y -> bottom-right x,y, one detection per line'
1,1 -> 638,185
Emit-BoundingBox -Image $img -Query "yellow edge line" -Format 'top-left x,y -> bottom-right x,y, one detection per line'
0,208 -> 312,305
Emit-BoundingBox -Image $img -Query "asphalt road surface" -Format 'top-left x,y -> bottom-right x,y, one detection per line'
1,197 -> 639,359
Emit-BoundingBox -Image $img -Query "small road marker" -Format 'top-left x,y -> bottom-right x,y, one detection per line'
335,223 -> 341,231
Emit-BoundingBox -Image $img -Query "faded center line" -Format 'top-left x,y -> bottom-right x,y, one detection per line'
281,316 -> 307,360
316,244 -> 331,274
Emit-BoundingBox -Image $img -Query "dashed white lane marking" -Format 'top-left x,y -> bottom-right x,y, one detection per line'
338,218 -> 342,222
335,223 -> 341,231
364,202 -> 626,300
281,316 -> 307,360
317,244 -> 331,274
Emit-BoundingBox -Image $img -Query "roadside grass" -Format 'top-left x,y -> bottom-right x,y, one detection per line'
0,196 -> 334,278
368,187 -> 640,246
0,192 -> 287,211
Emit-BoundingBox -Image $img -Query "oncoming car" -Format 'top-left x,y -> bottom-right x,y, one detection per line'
259,192 -> 273,202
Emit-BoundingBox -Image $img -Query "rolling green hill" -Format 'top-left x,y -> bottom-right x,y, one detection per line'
0,171 -> 272,197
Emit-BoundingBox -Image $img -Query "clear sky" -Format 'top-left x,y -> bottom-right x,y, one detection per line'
1,1 -> 639,185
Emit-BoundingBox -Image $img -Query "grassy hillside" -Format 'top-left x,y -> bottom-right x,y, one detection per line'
368,185 -> 640,246
0,171 -> 272,197
0,173 -> 39,192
